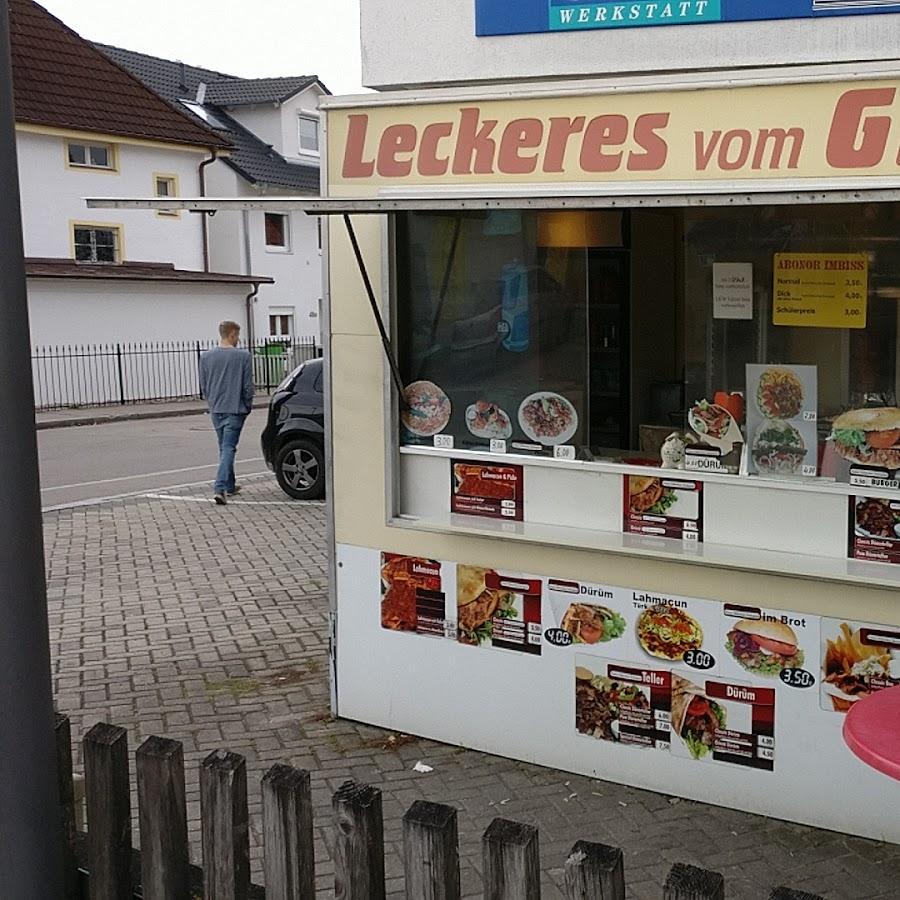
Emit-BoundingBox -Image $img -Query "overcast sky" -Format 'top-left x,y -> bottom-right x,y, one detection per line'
39,0 -> 365,95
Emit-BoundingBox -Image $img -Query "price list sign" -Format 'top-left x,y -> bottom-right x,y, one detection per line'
773,253 -> 868,329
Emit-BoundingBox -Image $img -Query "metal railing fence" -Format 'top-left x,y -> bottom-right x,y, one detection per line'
31,337 -> 321,410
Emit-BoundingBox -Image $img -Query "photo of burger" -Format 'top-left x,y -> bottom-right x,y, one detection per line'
671,674 -> 726,760
456,565 -> 516,646
831,407 -> 900,471
725,619 -> 804,677
560,603 -> 626,644
628,476 -> 677,515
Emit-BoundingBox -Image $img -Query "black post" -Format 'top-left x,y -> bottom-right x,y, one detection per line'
0,2 -> 65,896
115,342 -> 125,404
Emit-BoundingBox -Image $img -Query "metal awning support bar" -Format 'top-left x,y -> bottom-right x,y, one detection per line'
342,214 -> 406,399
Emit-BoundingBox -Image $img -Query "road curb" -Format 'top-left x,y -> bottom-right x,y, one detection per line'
36,397 -> 270,430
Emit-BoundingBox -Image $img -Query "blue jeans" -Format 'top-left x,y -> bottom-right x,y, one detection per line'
211,413 -> 247,494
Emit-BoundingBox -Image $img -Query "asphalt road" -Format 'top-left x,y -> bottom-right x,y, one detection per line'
38,412 -> 272,508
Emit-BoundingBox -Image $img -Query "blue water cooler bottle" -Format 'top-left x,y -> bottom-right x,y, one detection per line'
501,261 -> 529,353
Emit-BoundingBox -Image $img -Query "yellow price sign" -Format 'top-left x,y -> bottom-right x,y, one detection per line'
773,253 -> 868,329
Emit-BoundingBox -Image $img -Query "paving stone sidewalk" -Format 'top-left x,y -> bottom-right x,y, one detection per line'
46,477 -> 900,899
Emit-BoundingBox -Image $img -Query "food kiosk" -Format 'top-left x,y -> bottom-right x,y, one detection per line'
320,61 -> 900,843
91,3 -> 900,845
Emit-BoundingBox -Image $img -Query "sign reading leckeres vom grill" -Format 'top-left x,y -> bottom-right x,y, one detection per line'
475,0 -> 900,35
329,81 -> 900,190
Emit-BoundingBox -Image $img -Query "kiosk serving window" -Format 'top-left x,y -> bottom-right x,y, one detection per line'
395,204 -> 900,480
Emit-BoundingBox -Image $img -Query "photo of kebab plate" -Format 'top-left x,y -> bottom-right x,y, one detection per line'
752,419 -> 807,476
831,407 -> 900,471
855,497 -> 900,539
756,368 -> 804,420
575,666 -> 651,741
823,622 -> 898,712
560,603 -> 626,645
628,476 -> 677,516
636,604 -> 704,660
725,619 -> 804,677
456,565 -> 517,646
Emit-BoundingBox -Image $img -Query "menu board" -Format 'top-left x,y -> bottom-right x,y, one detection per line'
820,618 -> 900,713
773,252 -> 868,329
451,460 -> 524,521
380,554 -> 452,638
457,565 -> 542,655
848,496 -> 900,565
623,475 -> 702,542
745,364 -> 818,478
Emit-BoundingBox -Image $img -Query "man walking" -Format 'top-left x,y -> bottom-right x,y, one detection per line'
199,321 -> 254,505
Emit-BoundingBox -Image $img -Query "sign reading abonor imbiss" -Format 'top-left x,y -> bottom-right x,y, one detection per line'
475,0 -> 900,36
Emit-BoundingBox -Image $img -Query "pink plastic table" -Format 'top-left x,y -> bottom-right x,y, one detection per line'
843,685 -> 900,780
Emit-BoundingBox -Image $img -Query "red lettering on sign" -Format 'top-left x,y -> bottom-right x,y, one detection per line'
452,108 -> 498,175
498,118 -> 544,175
342,114 -> 375,178
543,116 -> 587,173
377,124 -> 417,177
718,129 -> 752,171
418,122 -> 453,176
827,88 -> 896,169
628,112 -> 670,171
694,130 -> 720,171
580,114 -> 629,173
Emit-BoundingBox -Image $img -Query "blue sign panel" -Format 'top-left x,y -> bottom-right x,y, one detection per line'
476,0 -> 900,36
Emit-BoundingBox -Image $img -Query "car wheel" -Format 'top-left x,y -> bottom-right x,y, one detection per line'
275,439 -> 325,500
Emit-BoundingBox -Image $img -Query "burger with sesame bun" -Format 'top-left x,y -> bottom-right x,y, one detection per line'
726,619 -> 803,676
831,407 -> 900,470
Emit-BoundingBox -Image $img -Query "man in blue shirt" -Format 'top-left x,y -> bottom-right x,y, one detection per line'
199,321 -> 254,505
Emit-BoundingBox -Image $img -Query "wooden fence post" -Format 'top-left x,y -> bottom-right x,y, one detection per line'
201,749 -> 250,900
137,736 -> 189,900
261,764 -> 315,900
482,818 -> 540,900
402,800 -> 460,900
83,722 -> 132,900
55,714 -> 80,899
663,863 -> 725,900
332,780 -> 386,900
769,889 -> 825,900
563,841 -> 625,900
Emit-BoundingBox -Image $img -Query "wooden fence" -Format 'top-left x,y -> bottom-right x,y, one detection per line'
56,714 -> 825,899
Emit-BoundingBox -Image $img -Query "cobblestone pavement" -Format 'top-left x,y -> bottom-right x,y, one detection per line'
46,476 -> 900,899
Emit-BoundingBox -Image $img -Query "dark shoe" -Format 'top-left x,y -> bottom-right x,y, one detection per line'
214,493 -> 227,505
227,485 -> 242,496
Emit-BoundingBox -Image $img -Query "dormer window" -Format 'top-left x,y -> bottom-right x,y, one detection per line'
299,115 -> 319,153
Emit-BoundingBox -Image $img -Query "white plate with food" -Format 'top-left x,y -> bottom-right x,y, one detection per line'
752,419 -> 807,476
402,381 -> 451,437
466,401 -> 513,440
688,400 -> 742,450
517,392 -> 578,446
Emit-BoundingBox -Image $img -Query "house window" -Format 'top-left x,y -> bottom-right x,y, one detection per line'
298,115 -> 319,153
269,313 -> 294,337
265,213 -> 291,251
67,141 -> 116,170
154,174 -> 179,217
73,225 -> 121,263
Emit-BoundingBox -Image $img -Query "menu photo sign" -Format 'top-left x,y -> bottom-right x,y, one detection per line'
745,364 -> 818,479
623,474 -> 703,542
451,460 -> 524,521
848,496 -> 900,565
773,253 -> 868,329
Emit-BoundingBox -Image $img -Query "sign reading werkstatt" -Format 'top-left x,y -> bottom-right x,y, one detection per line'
475,0 -> 900,35
330,80 -> 900,191
773,253 -> 868,329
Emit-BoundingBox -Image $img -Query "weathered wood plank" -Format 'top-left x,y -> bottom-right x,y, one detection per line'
137,736 -> 189,900
201,749 -> 250,900
55,714 -> 80,899
563,841 -> 624,900
402,800 -> 460,900
768,889 -> 825,900
333,780 -> 386,900
482,818 -> 540,900
261,764 -> 315,900
663,863 -> 725,900
83,722 -> 132,900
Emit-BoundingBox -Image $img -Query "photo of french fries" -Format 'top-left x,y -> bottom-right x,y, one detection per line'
822,622 -> 895,713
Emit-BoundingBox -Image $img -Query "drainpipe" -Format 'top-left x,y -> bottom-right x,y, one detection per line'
245,281 -> 259,345
198,149 -> 218,272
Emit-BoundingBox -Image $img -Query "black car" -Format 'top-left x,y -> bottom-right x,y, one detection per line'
261,357 -> 325,500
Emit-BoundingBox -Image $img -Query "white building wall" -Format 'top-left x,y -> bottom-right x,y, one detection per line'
359,1 -> 900,88
225,105 -> 282,151
278,85 -> 326,165
16,130 -> 207,269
